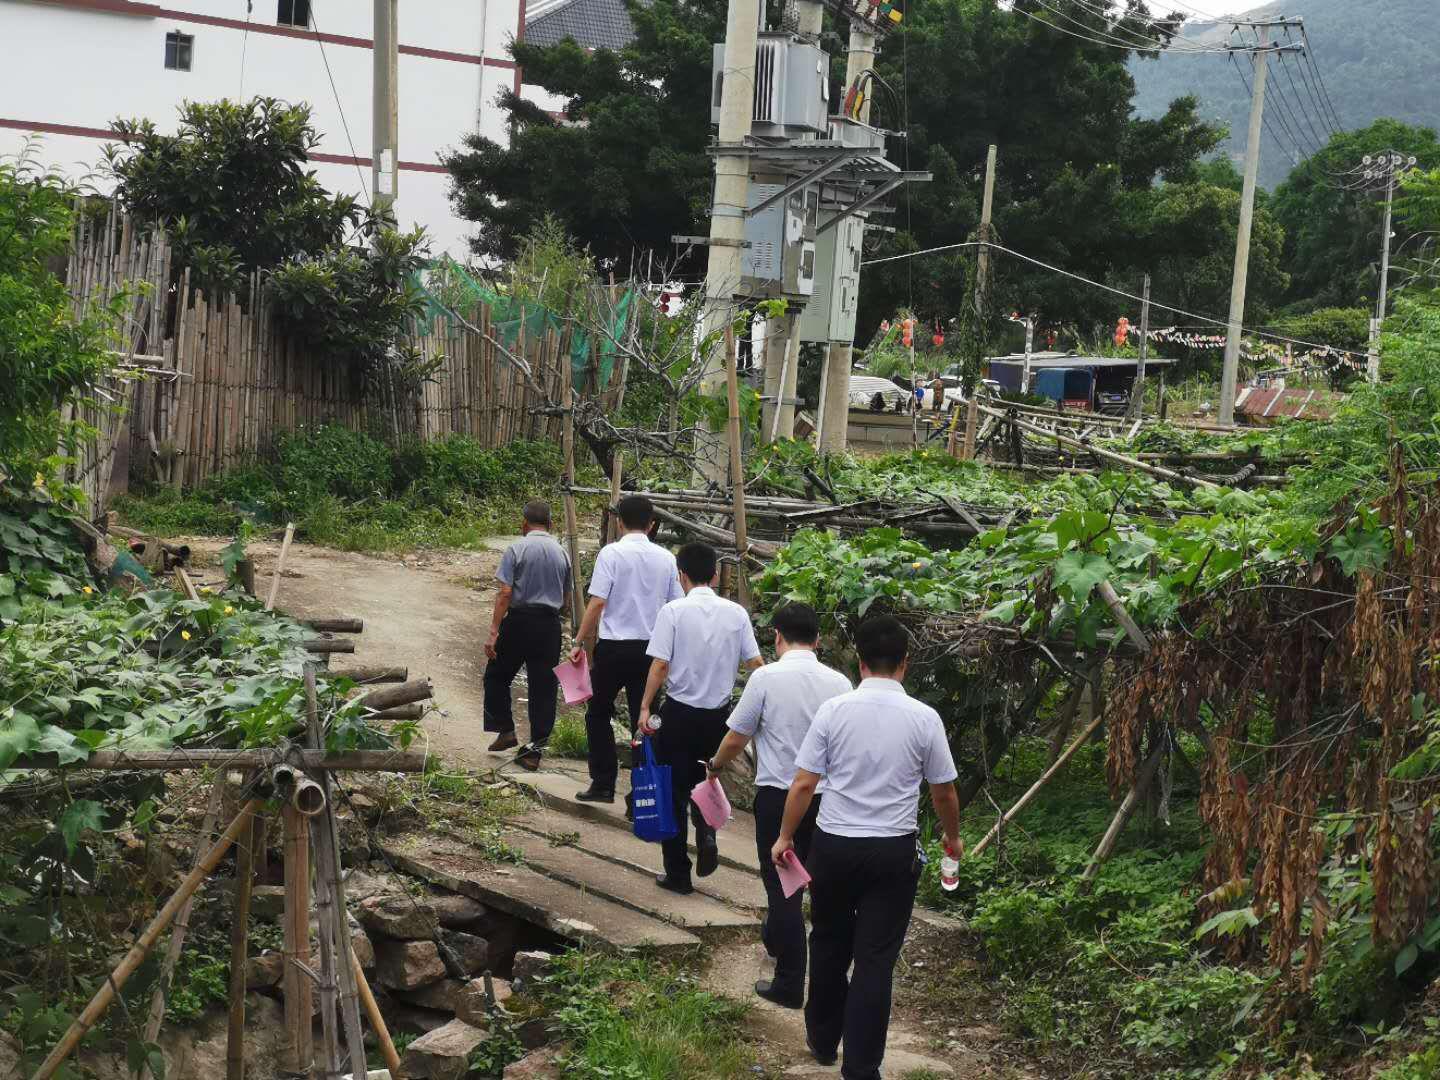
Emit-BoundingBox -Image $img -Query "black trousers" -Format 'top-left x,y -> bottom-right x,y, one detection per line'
655,698 -> 729,883
806,830 -> 920,1080
482,606 -> 561,746
753,785 -> 820,998
584,638 -> 652,792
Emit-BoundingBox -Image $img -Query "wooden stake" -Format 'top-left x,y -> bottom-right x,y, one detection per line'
32,799 -> 264,1080
265,522 -> 295,612
281,804 -> 314,1075
227,788 -> 258,1080
1081,741 -> 1166,882
561,385 -> 585,630
1095,580 -> 1151,652
724,326 -> 751,610
606,452 -> 624,544
350,945 -> 403,1078
303,669 -> 342,1079
135,784 -> 223,1080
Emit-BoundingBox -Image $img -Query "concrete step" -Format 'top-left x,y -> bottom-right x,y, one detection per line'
497,826 -> 758,938
381,833 -> 700,954
509,806 -> 767,912
513,770 -> 763,875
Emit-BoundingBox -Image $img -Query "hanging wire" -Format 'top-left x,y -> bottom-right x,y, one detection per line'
307,3 -> 371,203
239,0 -> 253,98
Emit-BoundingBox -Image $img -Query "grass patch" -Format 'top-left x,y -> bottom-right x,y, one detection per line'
547,712 -> 589,759
539,951 -> 753,1080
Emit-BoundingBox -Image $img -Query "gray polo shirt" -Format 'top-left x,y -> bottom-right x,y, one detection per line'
497,530 -> 571,612
794,677 -> 958,838
726,649 -> 852,789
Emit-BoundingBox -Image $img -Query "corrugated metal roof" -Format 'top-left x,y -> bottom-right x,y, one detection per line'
1234,386 -> 1342,421
988,356 -> 1178,370
524,0 -> 638,51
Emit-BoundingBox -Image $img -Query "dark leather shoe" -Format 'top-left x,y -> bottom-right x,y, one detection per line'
806,1036 -> 838,1066
515,746 -> 542,771
575,786 -> 615,803
754,979 -> 802,1010
488,732 -> 519,752
696,842 -> 719,878
655,874 -> 694,895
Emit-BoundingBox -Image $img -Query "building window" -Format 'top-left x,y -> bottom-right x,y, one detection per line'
277,0 -> 310,27
164,31 -> 193,71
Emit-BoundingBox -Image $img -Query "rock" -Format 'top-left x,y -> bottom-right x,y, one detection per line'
336,809 -> 371,866
516,1016 -> 552,1051
503,1046 -> 563,1078
453,976 -> 512,1028
351,921 -> 376,971
0,1030 -> 19,1075
249,884 -> 287,921
358,893 -> 438,941
510,950 -> 553,989
246,950 -> 285,990
376,940 -> 447,991
441,929 -> 490,976
384,1000 -> 454,1036
76,993 -> 288,1079
397,978 -> 465,1012
431,893 -> 488,928
345,868 -> 406,903
402,1018 -> 489,1080
346,790 -> 382,824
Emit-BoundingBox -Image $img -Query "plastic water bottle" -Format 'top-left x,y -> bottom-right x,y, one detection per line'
940,844 -> 960,892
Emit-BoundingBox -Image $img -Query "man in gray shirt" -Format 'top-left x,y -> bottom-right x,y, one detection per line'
707,602 -> 850,1009
484,500 -> 572,770
773,615 -> 961,1079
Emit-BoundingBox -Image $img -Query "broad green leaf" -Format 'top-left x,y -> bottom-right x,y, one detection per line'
1053,551 -> 1112,605
1395,942 -> 1420,976
35,725 -> 88,765
58,799 -> 107,856
0,709 -> 41,770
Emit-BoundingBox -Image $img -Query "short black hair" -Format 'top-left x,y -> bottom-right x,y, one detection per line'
855,615 -> 908,675
523,500 -> 552,527
676,542 -> 717,585
771,602 -> 819,646
618,495 -> 655,531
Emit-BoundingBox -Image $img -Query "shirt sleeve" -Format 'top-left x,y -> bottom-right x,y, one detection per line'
665,557 -> 684,602
738,618 -> 761,662
726,670 -> 766,736
922,716 -> 960,784
588,547 -> 614,599
646,603 -> 676,662
794,704 -> 831,777
497,544 -> 518,587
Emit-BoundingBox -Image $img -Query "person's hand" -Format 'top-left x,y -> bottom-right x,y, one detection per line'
945,836 -> 963,859
705,757 -> 723,779
568,643 -> 585,664
771,835 -> 794,869
638,707 -> 656,736
484,629 -> 499,660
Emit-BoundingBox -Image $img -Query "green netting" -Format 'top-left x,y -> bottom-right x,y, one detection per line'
411,256 -> 632,392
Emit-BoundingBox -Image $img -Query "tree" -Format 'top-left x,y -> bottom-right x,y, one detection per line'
1270,119 -> 1440,311
443,0 -> 727,263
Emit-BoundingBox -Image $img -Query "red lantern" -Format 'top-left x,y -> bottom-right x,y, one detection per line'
901,318 -> 915,348
1114,317 -> 1130,348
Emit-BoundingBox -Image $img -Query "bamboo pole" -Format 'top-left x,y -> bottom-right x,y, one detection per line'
1082,742 -> 1166,882
303,669 -> 343,1079
561,385 -> 585,629
724,326 -> 751,610
6,749 -> 428,772
31,799 -> 264,1080
226,787 -> 258,1080
350,945 -> 403,1078
265,523 -> 296,612
606,452 -> 624,544
282,805 -> 314,1075
135,784 -> 223,1080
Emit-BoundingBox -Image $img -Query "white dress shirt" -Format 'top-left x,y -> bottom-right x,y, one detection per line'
726,649 -> 852,789
795,677 -> 958,838
647,587 -> 761,709
588,532 -> 683,641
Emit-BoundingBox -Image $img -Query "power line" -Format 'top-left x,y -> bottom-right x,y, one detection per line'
862,238 -> 1368,359
1299,25 -> 1347,132
1275,46 -> 1333,150
1004,2 -> 1232,55
306,4 -> 370,203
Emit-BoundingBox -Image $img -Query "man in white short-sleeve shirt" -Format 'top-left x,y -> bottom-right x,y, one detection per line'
773,615 -> 961,1079
706,601 -> 851,1009
638,542 -> 761,894
570,495 -> 682,805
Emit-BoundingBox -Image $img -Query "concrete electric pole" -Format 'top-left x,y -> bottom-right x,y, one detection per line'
372,0 -> 399,222
957,143 -> 997,461
1127,273 -> 1150,421
1356,152 -> 1417,381
1218,22 -> 1302,426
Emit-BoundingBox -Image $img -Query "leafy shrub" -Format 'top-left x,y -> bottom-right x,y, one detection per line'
971,888 -> 1069,974
1119,961 -> 1264,1064
273,425 -> 395,505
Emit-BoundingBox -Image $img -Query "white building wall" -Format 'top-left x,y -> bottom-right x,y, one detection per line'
0,0 -> 524,255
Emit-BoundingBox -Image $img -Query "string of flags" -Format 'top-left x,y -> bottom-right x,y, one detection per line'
1118,323 -> 1368,373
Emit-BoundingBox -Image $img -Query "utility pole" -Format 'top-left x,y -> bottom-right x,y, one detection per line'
1021,315 -> 1034,395
957,143 -> 997,461
1128,273 -> 1151,420
696,0 -> 763,479
1218,22 -> 1302,426
1357,151 -> 1416,381
372,0 -> 399,222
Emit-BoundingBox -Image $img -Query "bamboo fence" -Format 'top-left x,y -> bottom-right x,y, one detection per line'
61,208 -> 580,505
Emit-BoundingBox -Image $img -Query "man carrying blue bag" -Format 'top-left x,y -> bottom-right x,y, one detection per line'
637,542 -> 762,895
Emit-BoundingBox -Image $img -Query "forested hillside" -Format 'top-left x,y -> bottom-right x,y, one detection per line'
1130,0 -> 1440,189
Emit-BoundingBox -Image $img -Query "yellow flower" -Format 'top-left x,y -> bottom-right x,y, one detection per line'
223,605 -> 235,615
912,561 -> 923,570
32,473 -> 45,489
180,630 -> 191,641
82,586 -> 93,595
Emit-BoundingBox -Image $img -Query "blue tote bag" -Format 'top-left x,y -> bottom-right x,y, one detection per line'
631,736 -> 678,843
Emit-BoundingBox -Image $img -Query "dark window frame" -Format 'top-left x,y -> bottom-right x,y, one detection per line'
164,30 -> 193,71
277,0 -> 311,27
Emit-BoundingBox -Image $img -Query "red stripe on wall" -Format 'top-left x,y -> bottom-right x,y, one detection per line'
0,118 -> 450,174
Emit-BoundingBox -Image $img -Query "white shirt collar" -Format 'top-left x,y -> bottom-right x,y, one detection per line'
687,586 -> 716,598
859,676 -> 906,692
778,648 -> 818,662
619,531 -> 649,544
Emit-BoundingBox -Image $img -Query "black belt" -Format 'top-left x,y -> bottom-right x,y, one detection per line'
510,604 -> 562,616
